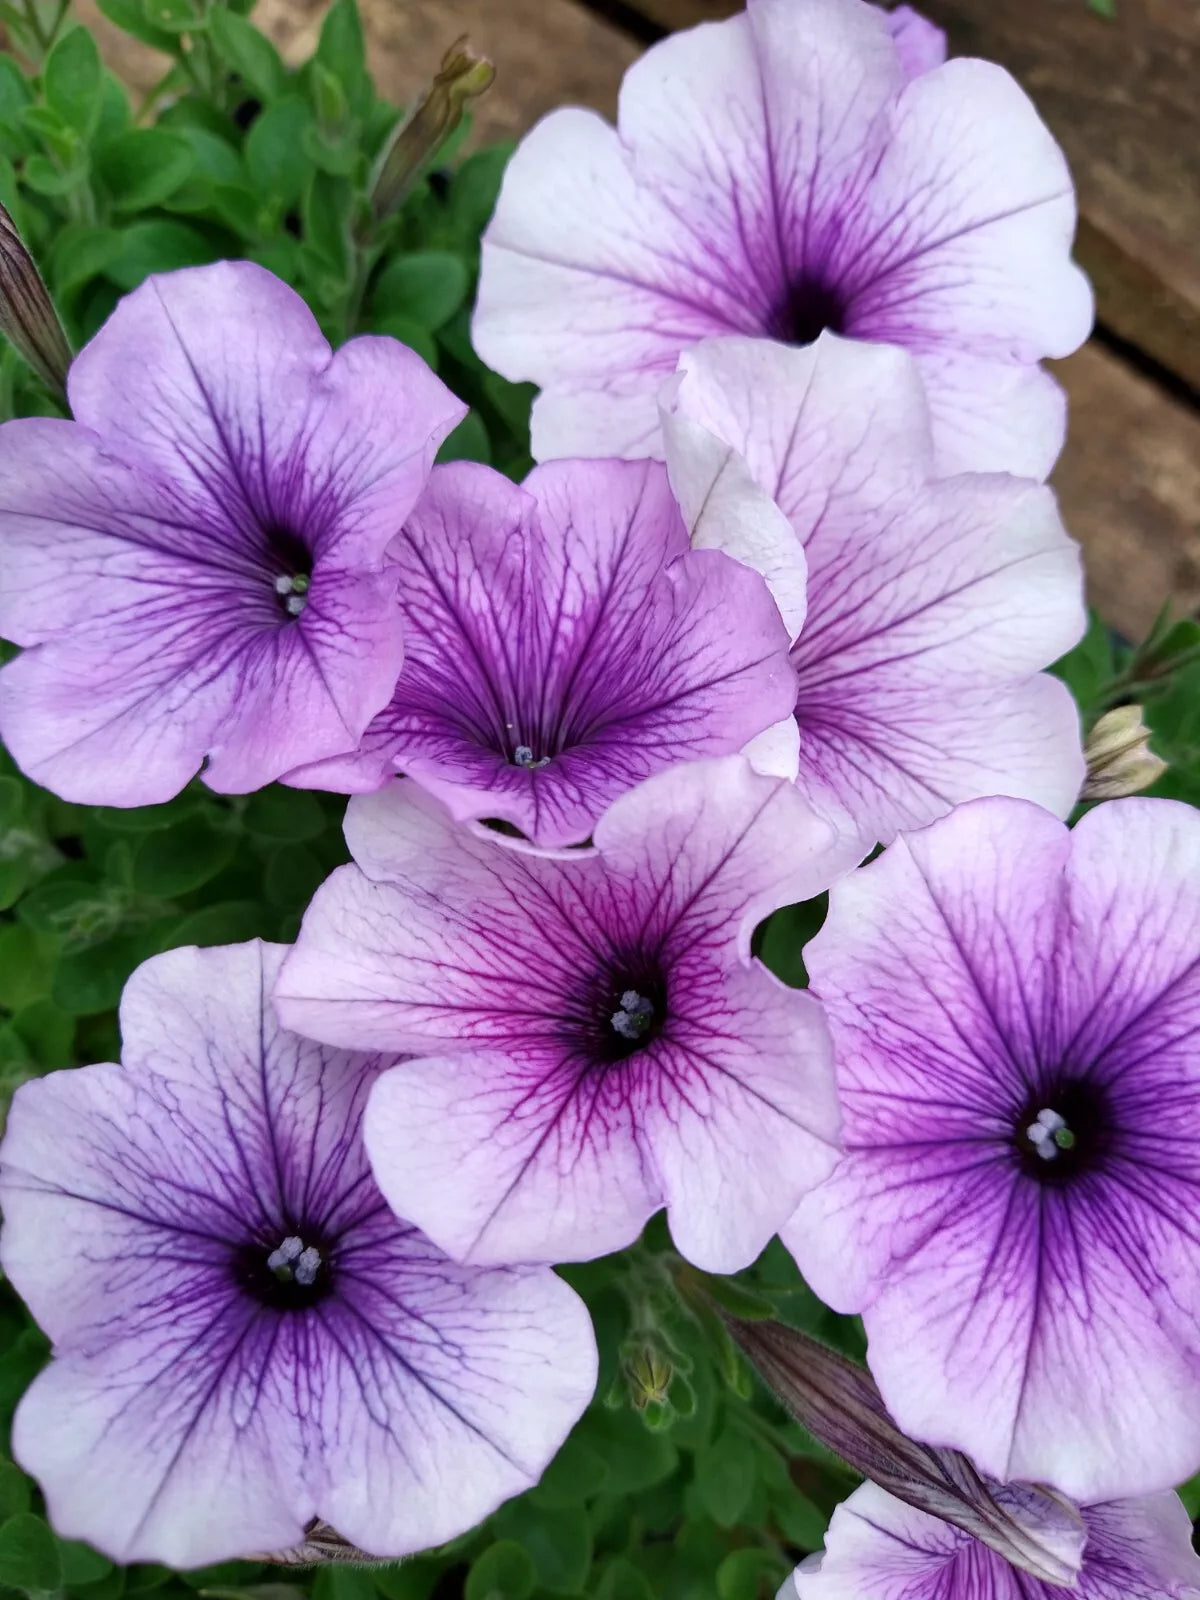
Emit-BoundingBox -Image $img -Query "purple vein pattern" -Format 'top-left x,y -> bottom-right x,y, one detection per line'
275,756 -> 860,1271
788,1482 -> 1200,1600
472,0 -> 1092,478
784,796 -> 1200,1502
0,261 -> 465,805
286,456 -> 796,849
0,941 -> 596,1567
662,334 -> 1086,847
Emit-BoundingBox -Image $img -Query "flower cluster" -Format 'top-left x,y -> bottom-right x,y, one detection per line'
0,0 -> 1195,1592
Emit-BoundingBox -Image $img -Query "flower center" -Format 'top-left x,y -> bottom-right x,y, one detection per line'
1025,1108 -> 1076,1160
267,1234 -> 322,1284
233,1227 -> 333,1309
512,744 -> 551,771
611,989 -> 655,1042
263,525 -> 313,620
1015,1077 -> 1113,1185
273,572 -> 310,617
774,276 -> 848,345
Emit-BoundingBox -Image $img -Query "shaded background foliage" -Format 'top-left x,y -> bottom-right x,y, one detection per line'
0,2 -> 1197,1597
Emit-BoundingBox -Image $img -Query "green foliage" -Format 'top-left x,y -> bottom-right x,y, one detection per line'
0,2 -> 1196,1596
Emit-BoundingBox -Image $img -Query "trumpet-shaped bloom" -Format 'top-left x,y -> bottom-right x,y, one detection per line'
0,941 -> 596,1567
474,0 -> 1091,478
276,757 -> 857,1271
788,1483 -> 1200,1600
287,457 -> 796,849
663,335 -> 1085,847
0,261 -> 465,805
785,795 -> 1200,1502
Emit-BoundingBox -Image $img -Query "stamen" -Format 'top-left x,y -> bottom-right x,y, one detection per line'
275,573 -> 311,616
1026,1108 -> 1072,1161
285,593 -> 307,616
611,989 -> 655,1041
266,1235 -> 321,1285
513,745 -> 550,770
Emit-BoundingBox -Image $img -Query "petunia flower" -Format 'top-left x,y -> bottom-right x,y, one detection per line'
275,756 -> 858,1271
0,941 -> 596,1567
0,261 -> 465,806
663,334 -> 1086,847
287,456 -> 798,849
473,0 -> 1092,478
785,1483 -> 1200,1600
784,794 -> 1200,1502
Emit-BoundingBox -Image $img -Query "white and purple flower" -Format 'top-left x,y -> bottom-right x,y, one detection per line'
473,0 -> 1092,477
785,794 -> 1200,1501
663,334 -> 1086,846
0,941 -> 596,1566
288,456 -> 797,849
787,1483 -> 1200,1600
0,261 -> 465,805
276,756 -> 858,1272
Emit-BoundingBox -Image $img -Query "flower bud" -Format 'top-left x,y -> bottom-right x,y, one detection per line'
722,1314 -> 1084,1588
370,38 -> 496,219
0,203 -> 71,401
1081,704 -> 1167,801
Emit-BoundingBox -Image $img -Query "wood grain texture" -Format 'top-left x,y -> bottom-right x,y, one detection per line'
592,0 -> 1200,393
1051,343 -> 1200,639
74,0 -> 639,147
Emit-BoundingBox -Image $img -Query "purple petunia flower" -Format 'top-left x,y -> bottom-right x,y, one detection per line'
275,756 -> 858,1271
286,456 -> 798,849
784,795 -> 1200,1502
0,261 -> 465,805
473,0 -> 1091,479
0,941 -> 596,1567
786,1483 -> 1200,1600
663,335 -> 1086,847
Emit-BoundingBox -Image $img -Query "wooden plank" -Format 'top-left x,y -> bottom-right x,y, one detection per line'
74,0 -> 640,148
598,0 -> 1200,394
1050,343 -> 1200,640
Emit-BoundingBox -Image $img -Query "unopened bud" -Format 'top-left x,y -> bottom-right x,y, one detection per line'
370,37 -> 495,220
624,1341 -> 673,1410
1082,704 -> 1167,801
0,203 -> 71,401
259,1517 -> 381,1566
722,1315 -> 1084,1588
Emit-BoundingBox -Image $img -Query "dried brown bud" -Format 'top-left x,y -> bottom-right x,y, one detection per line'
370,37 -> 496,220
0,203 -> 71,401
1082,704 -> 1167,801
257,1518 -> 383,1566
723,1315 -> 1084,1588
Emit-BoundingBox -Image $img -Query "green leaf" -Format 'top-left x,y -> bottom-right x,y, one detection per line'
529,1432 -> 608,1509
579,1405 -> 678,1494
243,786 -> 327,843
49,222 -> 126,297
244,97 -> 314,208
52,929 -> 155,1015
0,1512 -> 63,1594
715,1549 -> 787,1600
0,1460 -> 32,1519
370,251 -> 468,331
95,0 -> 179,52
772,1487 -> 829,1552
370,1556 -> 442,1600
594,1559 -> 654,1600
263,843 -> 327,912
43,26 -> 103,136
369,313 -> 438,370
0,54 -> 32,123
1179,1471 -> 1200,1520
0,923 -> 55,1010
97,791 -> 201,833
695,1425 -> 757,1527
156,900 -> 266,952
21,151 -> 85,197
12,997 -> 76,1068
493,1505 -> 590,1597
1049,610 -> 1115,711
313,1570 -> 374,1600
756,894 -> 827,989
106,219 -> 219,287
98,128 -> 197,211
132,817 -> 237,897
143,0 -> 207,32
57,1539 -> 115,1586
314,0 -> 369,109
445,144 -> 513,246
465,1541 -> 536,1600
209,8 -> 289,101
437,410 -> 491,465
301,168 -> 353,275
